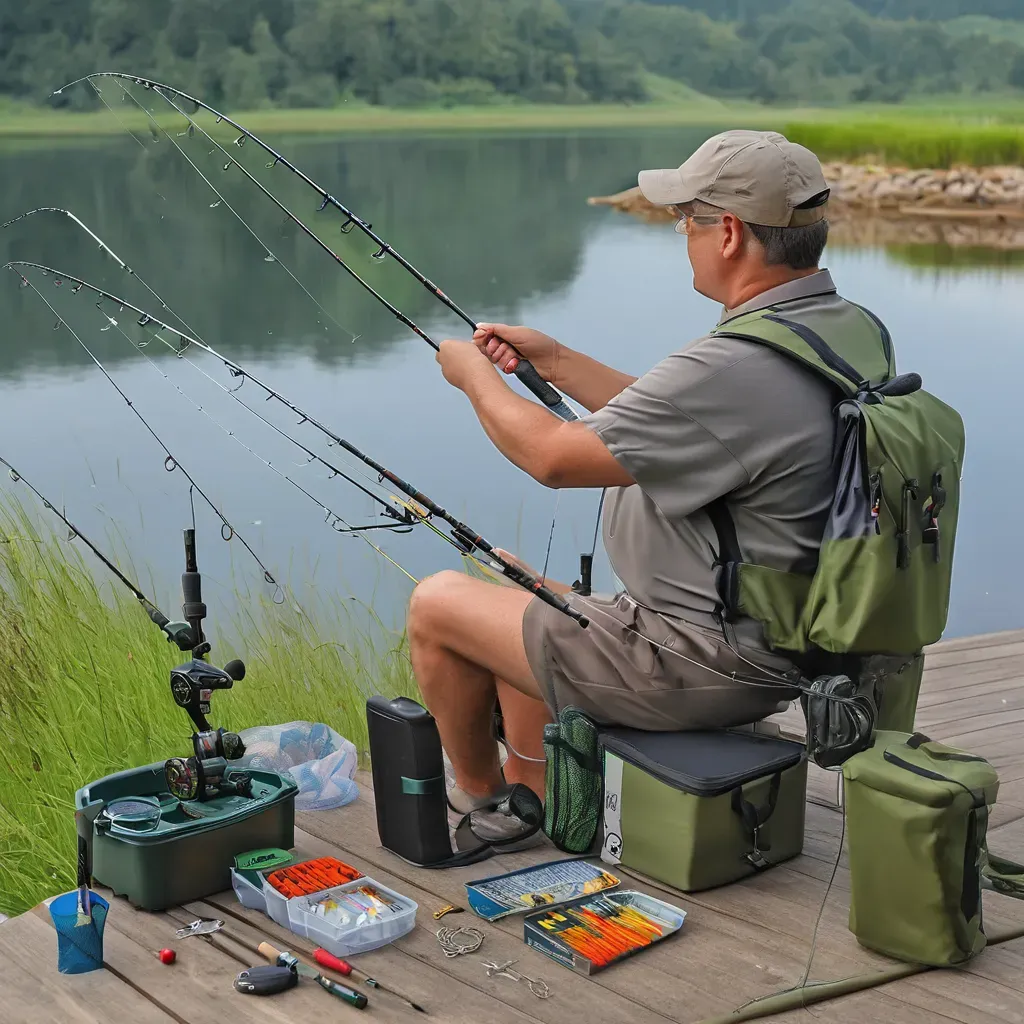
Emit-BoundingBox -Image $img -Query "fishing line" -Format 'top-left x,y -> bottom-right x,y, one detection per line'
66,72 -> 605,592
0,452 -> 195,638
60,72 -> 579,424
84,78 -> 361,347
7,259 -> 581,624
101,77 -> 431,351
10,269 -> 282,598
2,211 -> 402,517
87,294 -> 411,537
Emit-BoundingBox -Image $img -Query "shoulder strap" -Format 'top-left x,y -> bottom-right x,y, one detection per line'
707,498 -> 742,623
713,299 -> 894,396
983,849 -> 1024,901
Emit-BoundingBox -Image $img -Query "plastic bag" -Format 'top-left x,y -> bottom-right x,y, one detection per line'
237,721 -> 358,811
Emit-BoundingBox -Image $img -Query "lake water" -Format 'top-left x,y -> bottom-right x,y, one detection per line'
0,124 -> 1021,648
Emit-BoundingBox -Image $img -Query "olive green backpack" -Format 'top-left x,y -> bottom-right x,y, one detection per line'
709,299 -> 965,660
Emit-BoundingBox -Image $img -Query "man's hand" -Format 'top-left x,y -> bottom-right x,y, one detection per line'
473,323 -> 562,382
436,339 -> 498,392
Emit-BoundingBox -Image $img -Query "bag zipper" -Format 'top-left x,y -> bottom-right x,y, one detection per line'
601,737 -> 803,797
897,478 -> 918,570
883,751 -> 987,807
869,472 -> 882,535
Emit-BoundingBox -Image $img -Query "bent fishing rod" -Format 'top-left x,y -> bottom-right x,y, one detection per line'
6,259 -> 588,628
57,71 -> 579,424
8,266 -> 288,600
0,453 -> 202,652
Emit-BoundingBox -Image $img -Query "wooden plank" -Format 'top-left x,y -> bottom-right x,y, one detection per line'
164,900 -> 427,1024
926,629 -> 1024,655
295,777 -> 934,1017
918,664 -> 1024,700
205,832 -> 556,1024
0,909 -> 176,1024
919,639 -> 1024,673
916,682 -> 1024,725
294,785 -> 834,1018
67,887 -> 352,1024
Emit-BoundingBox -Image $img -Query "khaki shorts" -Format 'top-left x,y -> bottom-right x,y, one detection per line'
522,591 -> 801,732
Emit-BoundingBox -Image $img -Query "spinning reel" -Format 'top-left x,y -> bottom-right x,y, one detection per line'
162,530 -> 253,803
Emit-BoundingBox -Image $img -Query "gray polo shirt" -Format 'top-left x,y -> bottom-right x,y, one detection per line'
583,270 -> 843,647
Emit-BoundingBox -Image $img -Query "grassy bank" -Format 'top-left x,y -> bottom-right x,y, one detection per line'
786,120 -> 1024,169
0,498 -> 417,918
2,88 -> 1023,142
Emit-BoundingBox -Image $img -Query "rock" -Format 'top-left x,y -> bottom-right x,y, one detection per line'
979,180 -> 1005,204
946,180 -> 981,202
587,159 -> 1024,246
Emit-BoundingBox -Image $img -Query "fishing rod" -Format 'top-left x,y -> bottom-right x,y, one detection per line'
0,453 -> 197,652
2,210 -> 411,537
6,258 -> 588,628
9,266 -> 285,599
57,71 -> 580,424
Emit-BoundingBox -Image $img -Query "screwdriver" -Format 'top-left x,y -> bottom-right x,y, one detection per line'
258,942 -> 368,1009
314,947 -> 426,1013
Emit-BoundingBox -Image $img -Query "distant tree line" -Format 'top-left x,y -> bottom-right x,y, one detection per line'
2,0 -> 1024,110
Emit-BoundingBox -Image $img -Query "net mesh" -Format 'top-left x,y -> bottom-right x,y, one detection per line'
543,707 -> 602,854
50,891 -> 108,974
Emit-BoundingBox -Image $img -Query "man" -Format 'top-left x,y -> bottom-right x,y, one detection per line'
409,129 -> 858,847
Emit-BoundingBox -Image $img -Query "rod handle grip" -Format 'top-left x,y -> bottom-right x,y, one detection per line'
258,941 -> 282,962
511,358 -> 565,409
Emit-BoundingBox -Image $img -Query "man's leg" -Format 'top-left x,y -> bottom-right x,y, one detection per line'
495,678 -> 552,797
406,570 -> 544,802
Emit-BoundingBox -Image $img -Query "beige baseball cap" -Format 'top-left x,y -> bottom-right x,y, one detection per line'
638,130 -> 829,228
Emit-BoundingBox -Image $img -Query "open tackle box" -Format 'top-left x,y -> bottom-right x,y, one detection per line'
231,851 -> 417,956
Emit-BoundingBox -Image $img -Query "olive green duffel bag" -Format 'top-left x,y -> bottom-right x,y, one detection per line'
843,730 -> 1024,966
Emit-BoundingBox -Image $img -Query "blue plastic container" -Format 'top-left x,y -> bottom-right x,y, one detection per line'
49,891 -> 109,974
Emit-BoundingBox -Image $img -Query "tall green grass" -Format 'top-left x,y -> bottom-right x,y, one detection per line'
786,120 -> 1024,168
0,497 -> 417,917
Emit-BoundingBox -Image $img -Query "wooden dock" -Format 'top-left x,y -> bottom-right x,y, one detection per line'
6,629 -> 1024,1024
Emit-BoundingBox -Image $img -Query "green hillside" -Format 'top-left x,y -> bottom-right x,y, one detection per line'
2,0 -> 1024,112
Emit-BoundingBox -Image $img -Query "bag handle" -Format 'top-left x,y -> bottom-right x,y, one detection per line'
731,772 -> 782,870
983,850 -> 1024,901
906,732 -> 989,764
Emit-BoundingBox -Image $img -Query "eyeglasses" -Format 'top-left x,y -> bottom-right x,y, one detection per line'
673,205 -> 724,235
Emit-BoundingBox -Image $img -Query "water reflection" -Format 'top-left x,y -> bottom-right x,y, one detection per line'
0,128 -> 1021,645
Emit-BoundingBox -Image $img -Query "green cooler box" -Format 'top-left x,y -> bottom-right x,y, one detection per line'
76,761 -> 298,911
598,728 -> 808,891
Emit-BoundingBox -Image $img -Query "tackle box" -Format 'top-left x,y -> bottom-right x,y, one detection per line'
231,862 -> 417,956
524,889 -> 686,976
76,761 -> 297,911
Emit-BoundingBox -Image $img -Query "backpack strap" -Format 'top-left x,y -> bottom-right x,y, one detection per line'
707,498 -> 742,624
983,849 -> 1024,900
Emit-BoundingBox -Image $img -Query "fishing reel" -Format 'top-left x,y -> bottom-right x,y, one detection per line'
162,529 -> 254,803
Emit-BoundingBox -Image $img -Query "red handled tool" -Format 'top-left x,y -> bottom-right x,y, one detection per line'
314,948 -> 425,1013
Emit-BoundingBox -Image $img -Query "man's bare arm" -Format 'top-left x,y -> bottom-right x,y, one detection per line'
551,345 -> 638,413
437,342 -> 635,489
474,323 -> 636,413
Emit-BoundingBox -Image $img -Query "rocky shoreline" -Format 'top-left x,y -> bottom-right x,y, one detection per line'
588,161 -> 1024,250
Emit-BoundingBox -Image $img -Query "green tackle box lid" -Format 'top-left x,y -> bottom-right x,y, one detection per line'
599,728 -> 806,798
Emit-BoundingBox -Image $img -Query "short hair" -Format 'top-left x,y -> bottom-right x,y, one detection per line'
689,198 -> 829,271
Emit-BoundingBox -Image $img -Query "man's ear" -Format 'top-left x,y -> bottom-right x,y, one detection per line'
720,213 -> 745,260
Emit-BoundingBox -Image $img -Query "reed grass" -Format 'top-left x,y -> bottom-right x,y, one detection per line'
0,496 -> 417,917
786,120 -> 1024,169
